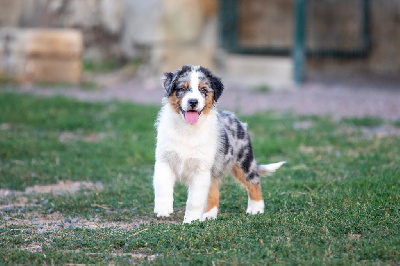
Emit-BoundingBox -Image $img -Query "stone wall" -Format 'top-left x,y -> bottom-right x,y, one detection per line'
1,0 -> 398,81
8,0 -> 127,62
159,0 -> 218,72
0,0 -> 218,76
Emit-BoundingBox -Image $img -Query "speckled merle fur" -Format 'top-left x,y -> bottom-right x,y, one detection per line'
212,110 -> 260,184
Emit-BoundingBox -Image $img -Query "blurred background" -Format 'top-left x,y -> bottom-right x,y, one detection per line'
0,0 -> 399,91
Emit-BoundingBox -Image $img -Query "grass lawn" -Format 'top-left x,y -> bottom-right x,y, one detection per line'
0,92 -> 399,264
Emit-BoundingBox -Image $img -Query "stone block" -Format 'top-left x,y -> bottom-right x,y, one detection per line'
24,58 -> 81,84
222,55 -> 294,90
21,29 -> 82,58
0,28 -> 82,84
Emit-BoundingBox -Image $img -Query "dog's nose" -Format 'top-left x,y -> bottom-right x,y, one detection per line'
188,99 -> 198,108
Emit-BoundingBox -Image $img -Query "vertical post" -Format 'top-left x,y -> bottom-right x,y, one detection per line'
293,0 -> 307,84
362,0 -> 370,52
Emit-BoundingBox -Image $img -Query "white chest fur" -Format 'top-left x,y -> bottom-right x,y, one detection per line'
155,104 -> 218,182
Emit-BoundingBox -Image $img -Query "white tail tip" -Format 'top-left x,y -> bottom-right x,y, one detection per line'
258,161 -> 286,176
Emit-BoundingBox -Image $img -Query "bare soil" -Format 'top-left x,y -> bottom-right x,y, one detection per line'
8,74 -> 400,120
0,180 -> 103,199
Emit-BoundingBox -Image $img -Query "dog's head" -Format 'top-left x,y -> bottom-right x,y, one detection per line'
162,65 -> 224,125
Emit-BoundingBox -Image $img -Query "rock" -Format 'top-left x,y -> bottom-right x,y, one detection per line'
0,0 -> 22,27
120,0 -> 161,57
25,57 -> 82,84
160,0 -> 203,43
0,28 -> 83,84
21,29 -> 82,58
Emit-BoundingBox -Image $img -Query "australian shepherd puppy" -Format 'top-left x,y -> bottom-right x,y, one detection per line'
153,65 -> 285,223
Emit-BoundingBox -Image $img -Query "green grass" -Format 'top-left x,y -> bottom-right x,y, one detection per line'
251,84 -> 271,93
82,59 -> 142,73
82,60 -> 121,73
0,92 -> 399,264
342,117 -> 384,127
34,81 -> 101,90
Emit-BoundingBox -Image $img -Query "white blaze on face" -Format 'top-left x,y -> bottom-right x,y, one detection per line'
181,70 -> 205,113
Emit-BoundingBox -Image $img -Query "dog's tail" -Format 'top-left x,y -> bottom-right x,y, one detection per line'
257,161 -> 286,177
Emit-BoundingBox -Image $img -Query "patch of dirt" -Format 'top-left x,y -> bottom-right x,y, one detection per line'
26,180 -> 103,194
21,242 -> 45,253
0,180 -> 178,234
1,210 -> 177,233
361,124 -> 400,138
299,145 -> 333,154
59,131 -> 109,143
7,74 -> 400,121
0,123 -> 12,130
0,180 -> 103,199
293,121 -> 313,130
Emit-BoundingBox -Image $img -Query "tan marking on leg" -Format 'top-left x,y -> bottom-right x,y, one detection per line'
168,93 -> 182,114
202,92 -> 214,115
232,164 -> 263,201
205,178 -> 220,212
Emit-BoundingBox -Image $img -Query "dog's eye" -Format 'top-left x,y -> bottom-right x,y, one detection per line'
200,87 -> 207,93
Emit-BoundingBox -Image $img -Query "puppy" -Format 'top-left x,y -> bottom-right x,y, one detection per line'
153,65 -> 285,223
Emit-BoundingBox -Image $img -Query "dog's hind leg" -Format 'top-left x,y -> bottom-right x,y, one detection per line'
202,178 -> 220,220
232,164 -> 265,214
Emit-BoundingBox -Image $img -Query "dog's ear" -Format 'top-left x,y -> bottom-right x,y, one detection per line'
161,65 -> 192,96
209,74 -> 224,102
200,67 -> 224,102
199,66 -> 224,102
161,72 -> 175,96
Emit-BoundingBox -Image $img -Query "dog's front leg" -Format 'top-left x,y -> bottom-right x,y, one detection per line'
153,161 -> 175,217
183,171 -> 211,223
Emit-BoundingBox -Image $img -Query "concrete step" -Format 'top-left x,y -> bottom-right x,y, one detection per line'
220,54 -> 294,90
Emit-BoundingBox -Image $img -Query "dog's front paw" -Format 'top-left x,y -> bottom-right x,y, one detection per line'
246,199 -> 265,215
154,205 -> 173,218
183,211 -> 203,223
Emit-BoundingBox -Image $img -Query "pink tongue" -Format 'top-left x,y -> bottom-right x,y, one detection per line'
185,111 -> 199,125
